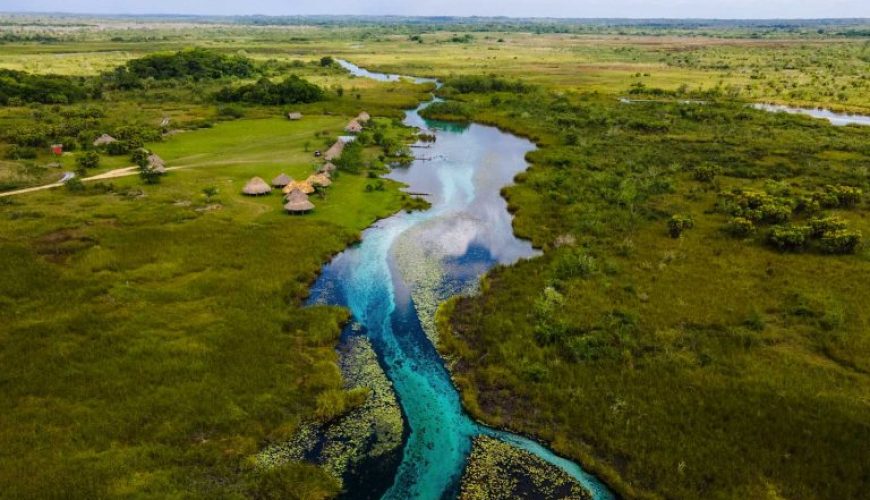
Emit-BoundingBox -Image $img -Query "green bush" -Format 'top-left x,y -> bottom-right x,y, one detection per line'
4,145 -> 37,160
809,216 -> 847,238
825,185 -> 863,208
760,202 -> 793,224
217,105 -> 245,119
727,217 -> 754,237
693,164 -> 718,182
64,177 -> 86,193
819,230 -> 862,254
667,214 -> 694,238
767,225 -> 811,251
130,148 -> 150,169
75,151 -> 100,170
554,249 -> 598,279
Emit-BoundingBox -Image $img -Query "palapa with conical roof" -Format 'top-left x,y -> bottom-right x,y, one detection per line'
148,153 -> 166,174
242,176 -> 272,196
324,141 -> 345,161
272,173 -> 292,187
282,180 -> 314,195
345,119 -> 363,133
356,111 -> 370,122
93,134 -> 117,147
307,173 -> 332,188
317,162 -> 337,176
284,188 -> 315,213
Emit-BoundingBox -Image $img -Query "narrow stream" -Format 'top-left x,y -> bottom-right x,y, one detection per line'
308,60 -> 614,499
752,103 -> 870,126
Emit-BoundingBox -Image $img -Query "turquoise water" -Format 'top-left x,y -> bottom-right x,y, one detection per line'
308,61 -> 614,500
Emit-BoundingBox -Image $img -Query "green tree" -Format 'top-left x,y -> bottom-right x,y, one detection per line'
76,151 -> 100,171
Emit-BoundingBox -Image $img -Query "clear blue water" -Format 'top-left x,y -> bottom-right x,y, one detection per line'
308,60 -> 615,500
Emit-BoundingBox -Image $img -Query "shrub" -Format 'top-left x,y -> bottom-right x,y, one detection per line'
727,217 -> 754,237
693,164 -> 718,182
809,216 -> 847,238
667,214 -> 694,238
819,230 -> 862,254
825,185 -> 863,208
130,148 -> 150,169
64,177 -> 86,193
760,202 -> 793,224
217,105 -> 245,119
767,225 -> 810,251
4,145 -> 37,160
75,151 -> 100,170
554,250 -> 598,279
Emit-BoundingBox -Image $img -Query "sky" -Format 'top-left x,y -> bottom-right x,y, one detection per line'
1,0 -> 868,19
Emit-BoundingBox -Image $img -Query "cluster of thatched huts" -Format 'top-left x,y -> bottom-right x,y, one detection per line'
241,112 -> 368,214
241,169 -> 336,214
344,111 -> 371,134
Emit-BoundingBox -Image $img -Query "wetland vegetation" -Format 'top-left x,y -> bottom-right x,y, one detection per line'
0,12 -> 868,500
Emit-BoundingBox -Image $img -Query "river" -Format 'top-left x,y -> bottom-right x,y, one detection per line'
304,60 -> 615,499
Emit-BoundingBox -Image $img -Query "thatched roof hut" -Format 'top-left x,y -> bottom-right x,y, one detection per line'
148,154 -> 166,174
93,134 -> 117,147
284,188 -> 315,213
283,180 -> 314,195
287,112 -> 303,120
242,176 -> 272,196
345,119 -> 363,133
272,173 -> 292,187
307,173 -> 332,188
317,162 -> 337,175
324,141 -> 345,161
356,111 -> 370,123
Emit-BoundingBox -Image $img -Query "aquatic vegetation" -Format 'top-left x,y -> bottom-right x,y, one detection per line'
460,436 -> 591,500
258,335 -> 404,491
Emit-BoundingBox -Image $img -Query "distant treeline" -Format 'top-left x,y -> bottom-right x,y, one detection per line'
0,33 -> 64,43
0,49 -> 325,106
0,69 -> 96,104
224,16 -> 870,37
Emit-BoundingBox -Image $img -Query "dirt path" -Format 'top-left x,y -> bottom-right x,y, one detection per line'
0,165 -> 174,198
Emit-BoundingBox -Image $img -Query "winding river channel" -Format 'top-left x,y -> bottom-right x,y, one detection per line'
303,60 -> 615,499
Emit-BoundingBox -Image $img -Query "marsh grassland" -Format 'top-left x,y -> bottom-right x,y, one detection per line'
0,15 -> 868,499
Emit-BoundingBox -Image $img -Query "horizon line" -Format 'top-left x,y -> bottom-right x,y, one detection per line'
1,12 -> 869,22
